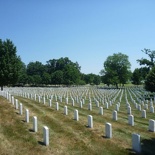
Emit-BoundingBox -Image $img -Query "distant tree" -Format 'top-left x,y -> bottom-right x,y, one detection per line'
101,74 -> 112,86
137,48 -> 155,70
83,73 -> 101,85
32,75 -> 42,85
100,53 -> 131,88
0,39 -> 21,90
27,61 -> 44,76
63,64 -> 80,85
17,61 -> 28,85
132,68 -> 142,85
145,66 -> 155,92
93,75 -> 101,85
26,61 -> 46,85
51,70 -> 64,85
139,67 -> 150,80
84,74 -> 94,84
46,57 -> 81,75
42,72 -> 51,85
46,57 -> 81,85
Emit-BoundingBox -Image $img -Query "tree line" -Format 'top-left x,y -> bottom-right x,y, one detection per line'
0,39 -> 101,90
17,57 -> 101,87
0,39 -> 155,92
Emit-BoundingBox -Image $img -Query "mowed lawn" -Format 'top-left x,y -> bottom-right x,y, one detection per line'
1,88 -> 155,155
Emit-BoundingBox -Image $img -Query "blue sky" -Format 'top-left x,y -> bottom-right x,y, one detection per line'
0,0 -> 155,74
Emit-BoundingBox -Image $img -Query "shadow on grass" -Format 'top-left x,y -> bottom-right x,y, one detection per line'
101,135 -> 106,138
15,112 -> 19,115
38,141 -> 45,146
126,138 -> 155,155
126,148 -> 137,155
29,129 -> 34,132
141,138 -> 155,155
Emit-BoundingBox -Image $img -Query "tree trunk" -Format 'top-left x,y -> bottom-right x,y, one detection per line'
116,83 -> 118,89
1,85 -> 3,91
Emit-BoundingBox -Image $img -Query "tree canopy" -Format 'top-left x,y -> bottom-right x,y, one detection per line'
0,39 -> 21,90
137,48 -> 155,69
100,53 -> 131,88
145,66 -> 155,92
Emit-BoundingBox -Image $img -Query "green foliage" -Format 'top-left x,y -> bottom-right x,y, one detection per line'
63,64 -> 80,85
101,53 -> 131,87
93,75 -> 101,85
83,73 -> 101,85
17,61 -> 28,85
0,39 -> 21,90
132,68 -> 142,85
0,39 -> 102,87
25,57 -> 82,86
42,72 -> 51,85
51,70 -> 63,85
145,66 -> 155,92
27,61 -> 45,76
137,48 -> 155,69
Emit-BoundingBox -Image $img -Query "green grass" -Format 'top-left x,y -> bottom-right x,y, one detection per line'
1,87 -> 155,155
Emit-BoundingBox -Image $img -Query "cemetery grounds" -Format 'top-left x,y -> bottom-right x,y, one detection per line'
0,86 -> 155,155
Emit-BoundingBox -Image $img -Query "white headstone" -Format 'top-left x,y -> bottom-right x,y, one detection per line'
25,109 -> 29,123
15,99 -> 18,109
113,110 -> 117,121
138,105 -> 141,111
142,110 -> 146,118
38,96 -> 41,103
64,106 -> 68,115
74,109 -> 79,121
80,101 -> 83,108
127,106 -> 131,115
49,99 -> 52,107
150,106 -> 154,113
99,107 -> 103,115
96,101 -> 99,107
105,123 -> 112,138
128,115 -> 134,126
33,116 -> 38,132
66,98 -> 68,104
132,133 -> 141,153
88,103 -> 92,111
149,119 -> 155,132
145,104 -> 148,109
115,104 -> 119,111
56,102 -> 59,110
72,99 -> 75,106
43,97 -> 46,104
106,102 -> 109,109
19,103 -> 23,115
12,96 -> 14,105
88,115 -> 93,128
43,126 -> 49,146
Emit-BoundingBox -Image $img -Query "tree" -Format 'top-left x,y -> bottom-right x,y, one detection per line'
132,68 -> 142,85
51,70 -> 63,85
100,53 -> 131,88
17,61 -> 28,85
26,61 -> 46,85
137,49 -> 155,69
46,57 -> 81,86
63,64 -> 80,85
145,66 -> 155,92
27,61 -> 45,76
93,75 -> 101,85
0,39 -> 21,90
137,49 -> 155,81
42,72 -> 51,85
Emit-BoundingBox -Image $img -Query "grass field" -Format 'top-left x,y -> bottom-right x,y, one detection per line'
0,87 -> 155,155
